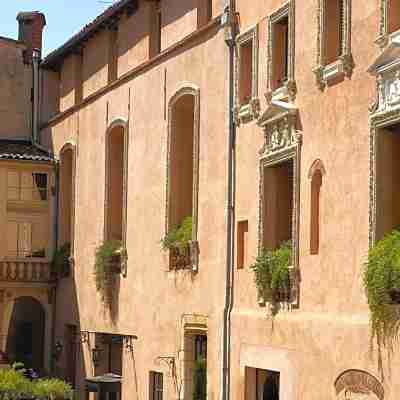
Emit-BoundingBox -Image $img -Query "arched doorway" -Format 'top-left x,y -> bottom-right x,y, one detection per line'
6,297 -> 45,371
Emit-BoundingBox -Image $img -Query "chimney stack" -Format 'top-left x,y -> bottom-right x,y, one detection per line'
17,11 -> 46,63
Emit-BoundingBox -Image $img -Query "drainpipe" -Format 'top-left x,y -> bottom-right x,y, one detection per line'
32,48 -> 40,144
222,3 -> 237,400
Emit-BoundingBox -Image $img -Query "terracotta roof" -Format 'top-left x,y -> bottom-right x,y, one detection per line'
0,140 -> 54,162
41,0 -> 137,69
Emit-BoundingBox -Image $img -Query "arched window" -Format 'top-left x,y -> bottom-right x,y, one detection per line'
166,87 -> 200,270
59,144 -> 75,247
309,160 -> 325,255
105,122 -> 128,243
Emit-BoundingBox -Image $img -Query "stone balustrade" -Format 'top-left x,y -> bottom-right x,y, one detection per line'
0,259 -> 53,283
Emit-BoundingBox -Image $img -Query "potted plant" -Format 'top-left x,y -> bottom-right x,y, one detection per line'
95,240 -> 124,305
363,228 -> 400,347
161,217 -> 193,268
51,243 -> 71,278
251,241 -> 292,304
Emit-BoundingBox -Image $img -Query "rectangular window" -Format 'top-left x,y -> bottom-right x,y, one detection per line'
324,0 -> 344,65
74,52 -> 83,104
245,367 -> 280,400
194,335 -> 207,361
197,0 -> 212,28
8,171 -> 48,201
263,159 -> 293,250
149,371 -> 163,400
239,40 -> 253,105
149,1 -> 162,58
376,124 -> 400,240
389,0 -> 400,34
272,16 -> 289,90
108,27 -> 119,84
237,220 -> 248,269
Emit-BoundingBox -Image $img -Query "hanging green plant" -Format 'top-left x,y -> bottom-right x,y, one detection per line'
251,241 -> 292,302
51,242 -> 71,278
95,240 -> 123,305
363,228 -> 400,348
192,358 -> 206,400
161,216 -> 193,251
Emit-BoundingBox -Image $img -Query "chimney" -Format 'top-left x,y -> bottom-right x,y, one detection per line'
17,11 -> 46,63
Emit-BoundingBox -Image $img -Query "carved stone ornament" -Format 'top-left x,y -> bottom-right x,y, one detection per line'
335,370 -> 384,400
257,100 -> 301,160
314,0 -> 354,90
368,33 -> 400,246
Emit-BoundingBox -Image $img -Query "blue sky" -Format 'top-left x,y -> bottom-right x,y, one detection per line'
1,1 -> 118,56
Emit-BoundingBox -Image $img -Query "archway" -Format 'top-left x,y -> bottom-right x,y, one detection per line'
6,297 -> 45,371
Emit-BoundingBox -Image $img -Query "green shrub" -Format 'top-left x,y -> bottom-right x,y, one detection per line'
251,241 -> 292,301
161,216 -> 193,251
363,229 -> 400,348
32,378 -> 73,400
51,242 -> 71,277
0,367 -> 33,399
192,358 -> 206,400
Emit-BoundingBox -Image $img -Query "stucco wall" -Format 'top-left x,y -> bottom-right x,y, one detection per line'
38,0 -> 400,399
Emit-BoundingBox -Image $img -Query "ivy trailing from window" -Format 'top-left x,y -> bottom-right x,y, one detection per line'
51,242 -> 71,278
363,229 -> 400,350
95,240 -> 124,306
161,216 -> 193,251
251,241 -> 292,302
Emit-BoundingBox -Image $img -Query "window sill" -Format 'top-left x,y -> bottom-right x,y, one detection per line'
7,199 -> 48,213
266,80 -> 297,103
234,98 -> 260,126
313,54 -> 354,90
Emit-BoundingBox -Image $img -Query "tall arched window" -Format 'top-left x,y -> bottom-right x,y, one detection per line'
59,144 -> 75,247
166,87 -> 200,270
105,122 -> 128,244
309,160 -> 325,255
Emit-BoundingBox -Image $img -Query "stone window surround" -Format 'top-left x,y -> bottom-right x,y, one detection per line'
376,0 -> 400,48
266,0 -> 297,103
257,109 -> 302,308
234,25 -> 260,125
240,344 -> 296,400
180,314 -> 208,400
313,0 -> 354,90
104,118 -> 129,277
59,141 -> 77,266
165,85 -> 200,272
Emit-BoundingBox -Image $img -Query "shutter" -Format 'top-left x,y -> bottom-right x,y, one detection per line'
18,222 -> 32,257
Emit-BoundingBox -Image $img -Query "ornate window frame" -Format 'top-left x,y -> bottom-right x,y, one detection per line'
313,0 -> 354,90
266,0 -> 297,103
376,0 -> 400,48
59,142 -> 77,269
234,25 -> 260,125
104,118 -> 129,276
166,85 -> 200,272
257,102 -> 302,308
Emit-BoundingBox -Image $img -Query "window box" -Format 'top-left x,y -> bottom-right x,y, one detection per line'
169,241 -> 199,272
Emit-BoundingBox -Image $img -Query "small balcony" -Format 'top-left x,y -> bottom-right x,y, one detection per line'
0,259 -> 54,284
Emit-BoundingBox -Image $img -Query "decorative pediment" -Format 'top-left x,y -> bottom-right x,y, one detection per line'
369,37 -> 400,114
257,100 -> 301,159
368,36 -> 400,75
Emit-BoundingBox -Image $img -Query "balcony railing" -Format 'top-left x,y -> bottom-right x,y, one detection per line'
0,259 -> 53,283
